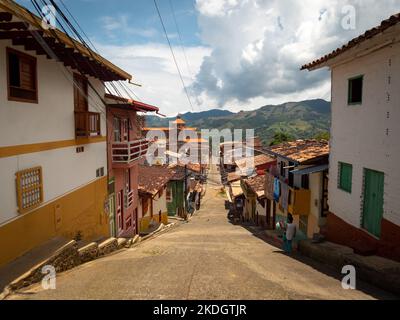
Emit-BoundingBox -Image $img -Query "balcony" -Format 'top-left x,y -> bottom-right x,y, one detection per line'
75,111 -> 101,138
288,187 -> 311,216
112,139 -> 149,168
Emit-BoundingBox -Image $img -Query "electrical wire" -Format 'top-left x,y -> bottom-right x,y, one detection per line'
57,0 -> 143,103
153,0 -> 194,111
169,0 -> 193,79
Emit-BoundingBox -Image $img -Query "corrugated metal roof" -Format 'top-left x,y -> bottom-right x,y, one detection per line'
292,164 -> 329,175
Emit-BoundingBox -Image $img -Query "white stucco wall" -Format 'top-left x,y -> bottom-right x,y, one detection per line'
0,41 -> 106,146
255,199 -> 265,217
0,41 -> 108,225
0,143 -> 107,225
328,39 -> 400,228
153,188 -> 168,215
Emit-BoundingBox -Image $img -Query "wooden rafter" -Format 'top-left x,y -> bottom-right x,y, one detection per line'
0,21 -> 28,30
0,12 -> 12,22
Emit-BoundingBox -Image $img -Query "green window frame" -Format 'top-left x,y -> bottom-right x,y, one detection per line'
338,162 -> 352,193
348,75 -> 363,105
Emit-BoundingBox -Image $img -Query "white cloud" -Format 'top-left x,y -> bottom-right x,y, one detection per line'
96,1 -> 400,117
100,15 -> 158,39
191,0 -> 400,109
95,42 -> 211,116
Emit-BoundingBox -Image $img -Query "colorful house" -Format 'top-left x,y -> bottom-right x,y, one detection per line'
143,115 -> 207,165
166,164 -> 186,217
0,1 -> 132,266
302,13 -> 400,261
241,175 -> 267,226
138,165 -> 173,232
264,140 -> 329,238
105,94 -> 159,237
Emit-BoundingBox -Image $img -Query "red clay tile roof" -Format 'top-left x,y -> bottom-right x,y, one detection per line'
138,165 -> 174,196
227,172 -> 241,183
167,164 -> 186,180
244,175 -> 265,197
301,12 -> 400,70
235,154 -> 275,172
176,162 -> 207,173
173,118 -> 186,124
269,139 -> 329,163
105,93 -> 159,112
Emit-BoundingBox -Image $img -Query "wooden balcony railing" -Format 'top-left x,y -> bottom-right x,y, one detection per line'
74,111 -> 101,138
288,187 -> 311,216
112,139 -> 149,166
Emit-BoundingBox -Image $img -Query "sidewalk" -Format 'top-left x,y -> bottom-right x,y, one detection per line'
298,239 -> 400,295
245,224 -> 400,296
0,237 -> 70,293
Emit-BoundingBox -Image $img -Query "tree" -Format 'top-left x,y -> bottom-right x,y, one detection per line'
314,131 -> 330,141
269,131 -> 293,146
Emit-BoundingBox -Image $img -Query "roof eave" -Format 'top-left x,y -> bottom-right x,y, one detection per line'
0,1 -> 132,81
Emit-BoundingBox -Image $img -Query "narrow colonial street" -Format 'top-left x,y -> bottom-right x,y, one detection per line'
8,165 -> 395,300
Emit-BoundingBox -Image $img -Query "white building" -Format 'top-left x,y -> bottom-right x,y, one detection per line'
0,2 -> 132,266
302,13 -> 400,261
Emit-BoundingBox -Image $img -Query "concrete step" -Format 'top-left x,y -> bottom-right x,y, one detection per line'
298,239 -> 400,295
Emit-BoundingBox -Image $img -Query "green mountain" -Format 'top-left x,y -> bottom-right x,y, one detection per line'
145,99 -> 331,145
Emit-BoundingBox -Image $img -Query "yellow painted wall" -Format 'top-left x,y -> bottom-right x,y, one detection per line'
139,212 -> 168,233
0,177 -> 109,267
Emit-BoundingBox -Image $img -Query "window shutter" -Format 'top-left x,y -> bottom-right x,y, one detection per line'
20,57 -> 35,90
339,162 -> 352,193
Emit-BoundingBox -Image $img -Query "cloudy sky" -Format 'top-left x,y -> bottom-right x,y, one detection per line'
18,0 -> 400,116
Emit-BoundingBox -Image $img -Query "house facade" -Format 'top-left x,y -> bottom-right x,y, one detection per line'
105,94 -> 159,238
241,175 -> 266,226
302,14 -> 400,260
264,140 -> 329,239
143,115 -> 207,165
0,2 -> 132,266
138,165 -> 173,232
166,165 -> 186,217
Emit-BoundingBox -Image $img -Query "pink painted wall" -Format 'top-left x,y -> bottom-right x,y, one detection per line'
106,107 -> 140,237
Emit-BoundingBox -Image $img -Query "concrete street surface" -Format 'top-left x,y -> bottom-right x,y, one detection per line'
7,165 -> 396,300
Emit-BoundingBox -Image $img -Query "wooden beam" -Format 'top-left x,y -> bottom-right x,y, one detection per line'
0,12 -> 12,22
0,22 -> 28,31
0,30 -> 42,39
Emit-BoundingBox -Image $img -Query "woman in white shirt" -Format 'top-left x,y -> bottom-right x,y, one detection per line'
284,215 -> 296,254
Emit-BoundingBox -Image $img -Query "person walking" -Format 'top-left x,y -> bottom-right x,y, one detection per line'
283,215 -> 296,254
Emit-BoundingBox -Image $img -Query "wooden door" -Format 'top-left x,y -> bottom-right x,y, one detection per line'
362,169 -> 384,238
321,170 -> 329,217
117,190 -> 124,234
121,118 -> 129,142
108,195 -> 116,237
73,73 -> 88,112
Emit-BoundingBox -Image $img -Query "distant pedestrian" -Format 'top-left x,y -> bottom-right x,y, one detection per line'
283,215 -> 296,254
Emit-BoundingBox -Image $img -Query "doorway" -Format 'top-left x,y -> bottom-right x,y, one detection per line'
362,169 -> 384,238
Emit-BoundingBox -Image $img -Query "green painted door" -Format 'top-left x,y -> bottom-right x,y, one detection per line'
362,169 -> 384,238
108,195 -> 116,237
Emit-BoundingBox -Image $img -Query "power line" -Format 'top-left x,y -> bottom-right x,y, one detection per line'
153,0 -> 194,111
169,0 -> 193,79
58,0 -> 143,103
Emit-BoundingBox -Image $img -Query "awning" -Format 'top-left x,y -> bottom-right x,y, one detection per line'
292,164 -> 329,175
106,94 -> 159,113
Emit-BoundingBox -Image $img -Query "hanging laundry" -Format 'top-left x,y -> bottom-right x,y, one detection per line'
273,178 -> 280,201
280,182 -> 289,211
